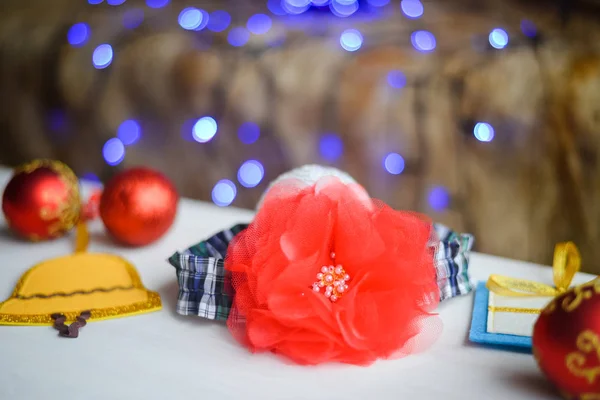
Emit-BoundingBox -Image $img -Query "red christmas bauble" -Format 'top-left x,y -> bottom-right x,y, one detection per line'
100,167 -> 178,247
533,280 -> 600,399
1,160 -> 80,241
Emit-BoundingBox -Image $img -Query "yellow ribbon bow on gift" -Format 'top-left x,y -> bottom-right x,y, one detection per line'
486,242 -> 581,297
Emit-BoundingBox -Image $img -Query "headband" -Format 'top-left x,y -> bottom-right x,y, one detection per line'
168,165 -> 474,365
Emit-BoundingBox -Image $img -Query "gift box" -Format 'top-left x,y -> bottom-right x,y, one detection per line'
469,282 -> 534,351
486,289 -> 549,337
469,242 -> 588,352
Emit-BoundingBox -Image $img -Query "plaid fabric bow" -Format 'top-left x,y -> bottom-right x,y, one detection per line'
168,223 -> 474,321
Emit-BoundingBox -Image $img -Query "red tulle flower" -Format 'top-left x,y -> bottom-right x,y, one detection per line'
225,177 -> 441,365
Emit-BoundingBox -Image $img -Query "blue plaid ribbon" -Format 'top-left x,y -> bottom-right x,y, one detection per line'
168,223 -> 474,321
433,223 -> 475,301
167,224 -> 247,320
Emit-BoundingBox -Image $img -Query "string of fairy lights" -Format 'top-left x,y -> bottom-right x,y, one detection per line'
68,0 -> 536,208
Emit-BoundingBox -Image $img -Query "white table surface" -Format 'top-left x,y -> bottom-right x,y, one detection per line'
0,166 -> 593,400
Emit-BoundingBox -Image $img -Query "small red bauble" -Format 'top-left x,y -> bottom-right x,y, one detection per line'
2,159 -> 80,241
100,167 -> 178,247
533,280 -> 600,399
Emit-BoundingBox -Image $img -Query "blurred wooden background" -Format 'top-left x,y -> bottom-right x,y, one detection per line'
1,0 -> 600,271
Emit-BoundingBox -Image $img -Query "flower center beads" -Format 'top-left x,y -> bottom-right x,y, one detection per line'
312,256 -> 350,303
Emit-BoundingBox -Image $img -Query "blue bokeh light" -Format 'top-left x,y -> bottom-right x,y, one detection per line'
286,0 -> 311,6
383,152 -> 405,175
47,112 -> 69,141
103,138 -> 125,166
146,0 -> 169,9
178,7 -> 203,30
238,122 -> 260,144
238,160 -> 265,188
81,172 -> 101,183
387,70 -> 406,89
311,0 -> 331,6
228,27 -> 251,47
401,0 -> 424,18
123,9 -> 144,29
521,19 -> 537,38
340,29 -> 363,52
88,0 -> 103,4
92,44 -> 113,69
117,120 -> 141,145
195,9 -> 210,31
208,10 -> 231,32
330,0 -> 359,17
107,0 -> 126,5
48,109 -> 67,133
67,23 -> 90,47
489,28 -> 509,49
192,116 -> 218,143
247,14 -> 272,35
212,179 -> 237,207
319,133 -> 343,162
367,0 -> 390,6
428,186 -> 450,212
267,0 -> 287,15
473,122 -> 495,142
282,1 -> 311,14
411,30 -> 436,52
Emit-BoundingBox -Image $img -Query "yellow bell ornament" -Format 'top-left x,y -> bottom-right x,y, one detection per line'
0,223 -> 161,336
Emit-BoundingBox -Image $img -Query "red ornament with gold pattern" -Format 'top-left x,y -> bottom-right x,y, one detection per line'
2,160 -> 81,241
533,277 -> 600,399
